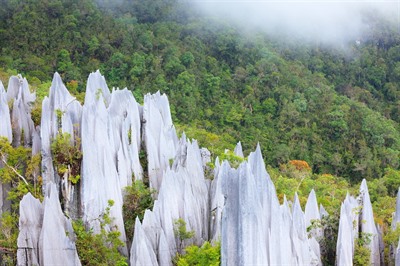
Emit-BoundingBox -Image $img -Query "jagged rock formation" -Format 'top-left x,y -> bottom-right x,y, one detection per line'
0,80 -> 12,143
211,145 -> 321,265
0,72 -> 385,265
392,189 -> 400,265
305,189 -> 322,264
359,179 -> 381,265
41,72 -> 82,218
143,91 -> 178,191
81,70 -> 143,255
6,75 -> 35,147
336,179 -> 381,265
17,183 -> 81,266
130,136 -> 209,265
0,80 -> 11,217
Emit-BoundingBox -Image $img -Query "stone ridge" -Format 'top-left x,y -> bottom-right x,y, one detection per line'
0,71 -> 386,265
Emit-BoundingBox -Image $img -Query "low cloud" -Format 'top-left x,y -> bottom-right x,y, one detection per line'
190,0 -> 400,46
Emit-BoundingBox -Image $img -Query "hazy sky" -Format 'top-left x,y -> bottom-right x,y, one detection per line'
190,0 -> 400,45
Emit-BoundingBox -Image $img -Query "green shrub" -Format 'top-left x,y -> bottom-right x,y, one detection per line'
353,232 -> 372,266
175,241 -> 221,266
0,212 -> 18,264
50,132 -> 82,184
174,218 -> 195,254
122,181 -> 154,241
73,200 -> 128,266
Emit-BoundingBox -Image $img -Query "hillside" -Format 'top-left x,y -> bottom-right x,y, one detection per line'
1,2 -> 400,264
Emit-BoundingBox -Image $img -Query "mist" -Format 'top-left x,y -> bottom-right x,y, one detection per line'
190,0 -> 400,46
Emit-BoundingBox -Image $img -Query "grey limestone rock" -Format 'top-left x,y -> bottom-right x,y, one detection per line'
336,180 -> 381,265
320,204 -> 329,218
17,184 -> 81,266
40,72 -> 82,219
304,189 -> 322,264
81,71 -> 128,255
393,188 -> 400,230
396,238 -> 400,266
17,193 -> 43,266
393,189 -> 400,264
39,183 -> 81,266
130,136 -> 209,264
108,88 -> 143,186
233,141 -> 244,157
6,75 -> 35,147
218,145 -> 320,266
130,217 -> 158,266
0,80 -> 12,142
359,179 -> 380,266
143,91 -> 178,191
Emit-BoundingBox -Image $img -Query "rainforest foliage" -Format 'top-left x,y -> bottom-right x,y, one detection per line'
1,0 -> 400,264
1,0 -> 400,182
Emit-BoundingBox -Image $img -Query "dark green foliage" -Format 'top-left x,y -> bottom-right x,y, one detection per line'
308,213 -> 340,265
174,218 -> 195,254
50,132 -> 82,184
1,0 -> 400,181
122,181 -> 154,241
175,241 -> 221,266
0,212 -> 18,264
353,232 -> 372,266
0,137 -> 42,263
73,200 -> 128,266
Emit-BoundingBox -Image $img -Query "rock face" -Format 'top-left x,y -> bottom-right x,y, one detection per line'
392,189 -> 400,265
214,145 -> 321,266
6,75 -> 35,147
17,183 -> 81,266
40,72 -> 82,218
143,91 -> 178,191
359,179 -> 380,265
336,194 -> 359,265
81,71 -> 143,255
1,71 -> 385,265
304,189 -> 322,264
130,136 -> 209,265
0,80 -> 12,216
16,193 -> 43,265
336,179 -> 381,265
0,80 -> 12,142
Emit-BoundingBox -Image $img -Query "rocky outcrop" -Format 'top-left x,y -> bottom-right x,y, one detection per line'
336,179 -> 381,265
16,193 -> 43,265
0,80 -> 12,142
392,189 -> 400,265
359,179 -> 380,265
17,183 -> 81,266
6,75 -> 35,147
216,145 -> 320,265
130,137 -> 209,265
304,189 -> 322,264
0,71 -> 385,266
143,91 -> 178,191
40,72 -> 82,218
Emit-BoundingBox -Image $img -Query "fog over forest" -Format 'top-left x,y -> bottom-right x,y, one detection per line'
190,0 -> 400,45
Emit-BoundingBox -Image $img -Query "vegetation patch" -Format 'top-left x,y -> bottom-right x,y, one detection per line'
73,200 -> 128,266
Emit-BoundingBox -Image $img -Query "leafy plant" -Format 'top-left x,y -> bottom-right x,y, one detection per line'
306,211 -> 340,265
0,137 -> 42,263
175,241 -> 220,266
0,212 -> 18,264
73,200 -> 128,266
219,150 -> 244,168
50,132 -> 82,184
174,218 -> 195,254
353,232 -> 372,266
122,180 -> 154,241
